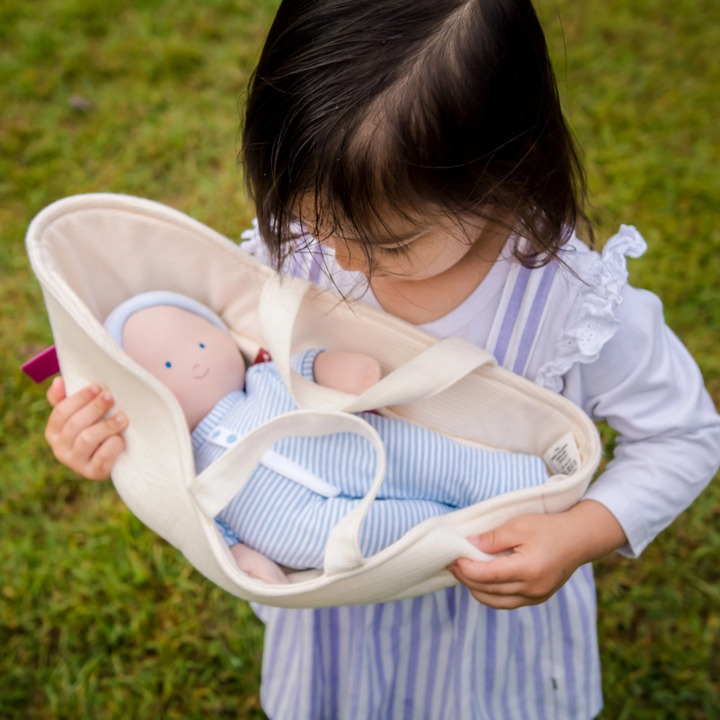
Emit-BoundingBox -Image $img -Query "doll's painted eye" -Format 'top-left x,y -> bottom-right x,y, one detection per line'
165,361 -> 172,368
199,343 -> 205,348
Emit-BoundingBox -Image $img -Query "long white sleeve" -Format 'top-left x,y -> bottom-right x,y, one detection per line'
564,285 -> 720,556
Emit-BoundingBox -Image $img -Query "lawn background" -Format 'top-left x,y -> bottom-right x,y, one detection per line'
1,0 -> 719,717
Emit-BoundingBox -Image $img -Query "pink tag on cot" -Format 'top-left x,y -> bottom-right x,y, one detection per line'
21,346 -> 60,383
21,346 -> 269,382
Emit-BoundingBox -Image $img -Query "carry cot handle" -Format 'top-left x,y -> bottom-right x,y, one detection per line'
189,409 -> 389,576
260,275 -> 498,413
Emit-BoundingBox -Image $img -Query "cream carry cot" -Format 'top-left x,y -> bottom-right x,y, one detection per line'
26,193 -> 601,608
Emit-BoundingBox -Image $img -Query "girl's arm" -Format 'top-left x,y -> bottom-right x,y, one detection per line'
451,285 -> 720,608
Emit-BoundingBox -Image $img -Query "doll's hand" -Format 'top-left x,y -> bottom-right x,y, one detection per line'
45,377 -> 128,481
313,351 -> 382,395
448,501 -> 626,609
229,543 -> 290,584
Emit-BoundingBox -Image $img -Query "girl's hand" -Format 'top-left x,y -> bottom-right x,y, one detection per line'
449,500 -> 627,609
45,377 -> 128,481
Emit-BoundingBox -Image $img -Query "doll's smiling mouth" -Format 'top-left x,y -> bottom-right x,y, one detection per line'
192,365 -> 209,379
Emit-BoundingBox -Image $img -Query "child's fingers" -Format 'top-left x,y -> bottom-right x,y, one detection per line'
451,555 -> 522,585
46,384 -> 102,436
451,571 -> 526,598
467,518 -> 531,555
86,434 -> 126,481
46,377 -> 67,407
72,412 -> 128,460
449,561 -> 532,597
465,590 -> 538,610
55,390 -> 116,446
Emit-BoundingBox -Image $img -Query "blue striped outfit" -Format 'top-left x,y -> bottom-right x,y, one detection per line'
192,348 -> 548,570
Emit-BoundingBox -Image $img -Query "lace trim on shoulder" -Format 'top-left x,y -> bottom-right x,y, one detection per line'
535,225 -> 647,393
240,218 -> 326,281
240,218 -> 271,263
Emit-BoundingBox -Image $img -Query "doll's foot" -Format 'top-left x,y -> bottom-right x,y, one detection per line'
230,543 -> 290,584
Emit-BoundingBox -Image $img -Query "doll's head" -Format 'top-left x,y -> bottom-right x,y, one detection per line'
242,0 -> 591,274
105,292 -> 246,430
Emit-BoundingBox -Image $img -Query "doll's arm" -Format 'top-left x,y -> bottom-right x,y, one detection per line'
229,543 -> 290,584
312,351 -> 382,395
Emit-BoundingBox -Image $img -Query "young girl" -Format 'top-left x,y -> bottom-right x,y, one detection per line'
44,0 -> 720,717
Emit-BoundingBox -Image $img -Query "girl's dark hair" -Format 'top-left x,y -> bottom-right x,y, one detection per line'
242,0 -> 591,271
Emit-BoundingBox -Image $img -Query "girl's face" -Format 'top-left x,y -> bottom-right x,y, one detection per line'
305,210 -> 492,281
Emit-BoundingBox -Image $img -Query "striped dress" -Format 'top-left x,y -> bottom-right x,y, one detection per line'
192,349 -> 548,570
249,246 -> 603,720
238,223 -> 720,719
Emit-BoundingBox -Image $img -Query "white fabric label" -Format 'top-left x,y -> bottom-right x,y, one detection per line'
543,431 -> 581,476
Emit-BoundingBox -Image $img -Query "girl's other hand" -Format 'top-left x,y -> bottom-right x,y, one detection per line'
449,500 -> 627,609
45,377 -> 128,481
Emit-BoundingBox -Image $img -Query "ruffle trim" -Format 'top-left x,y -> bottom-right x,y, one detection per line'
240,218 -> 272,264
535,225 -> 647,393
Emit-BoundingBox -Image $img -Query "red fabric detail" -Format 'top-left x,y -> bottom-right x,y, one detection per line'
21,346 -> 60,383
253,348 -> 273,365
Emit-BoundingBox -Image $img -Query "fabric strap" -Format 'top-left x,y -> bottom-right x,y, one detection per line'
259,275 -> 498,413
190,409 -> 388,575
190,275 -> 506,577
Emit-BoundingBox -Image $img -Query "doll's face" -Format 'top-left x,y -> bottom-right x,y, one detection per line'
122,305 -> 246,430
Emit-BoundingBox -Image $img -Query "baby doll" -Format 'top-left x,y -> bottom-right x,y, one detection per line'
106,292 -> 549,584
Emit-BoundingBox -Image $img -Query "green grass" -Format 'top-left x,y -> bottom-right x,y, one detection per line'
1,0 -> 719,717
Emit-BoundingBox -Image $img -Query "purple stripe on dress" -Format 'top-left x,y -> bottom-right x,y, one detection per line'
529,606 -> 548,720
372,604 -> 388,703
445,586 -> 456,620
329,607 -> 340,714
289,245 -> 304,279
384,601 -> 404,719
557,586 -> 578,719
308,243 -> 325,285
513,262 -> 559,375
469,604 -> 482,720
423,597 -> 442,719
515,615 -> 530,720
439,591 -> 456,719
403,597 -> 424,720
500,612 -> 515,720
348,605 -> 365,720
570,570 -> 593,714
453,589 -> 470,719
493,265 -> 532,366
484,607 -> 497,718
311,610 -> 325,720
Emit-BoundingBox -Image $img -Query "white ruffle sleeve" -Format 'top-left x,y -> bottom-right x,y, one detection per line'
540,230 -> 720,557
535,225 -> 648,392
